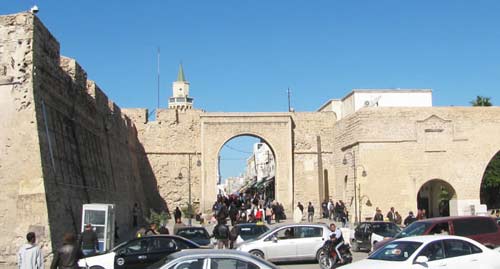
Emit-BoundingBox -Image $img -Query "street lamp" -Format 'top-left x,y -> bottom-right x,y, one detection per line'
343,150 -> 367,224
358,184 -> 372,222
177,153 -> 202,226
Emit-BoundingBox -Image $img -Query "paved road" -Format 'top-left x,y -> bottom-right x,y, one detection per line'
278,251 -> 368,269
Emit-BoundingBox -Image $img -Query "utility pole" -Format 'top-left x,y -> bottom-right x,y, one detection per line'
156,47 -> 160,111
287,87 -> 291,112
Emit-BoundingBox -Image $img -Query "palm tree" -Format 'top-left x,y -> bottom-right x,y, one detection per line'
470,96 -> 492,106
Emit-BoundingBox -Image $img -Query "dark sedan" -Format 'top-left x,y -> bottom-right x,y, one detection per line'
175,226 -> 211,247
78,235 -> 200,269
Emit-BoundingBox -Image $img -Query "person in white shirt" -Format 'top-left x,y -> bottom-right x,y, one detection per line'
18,232 -> 44,269
327,200 -> 334,220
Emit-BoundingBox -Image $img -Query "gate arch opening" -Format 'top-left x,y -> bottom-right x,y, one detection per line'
417,179 -> 456,218
480,151 -> 500,210
217,134 -> 276,205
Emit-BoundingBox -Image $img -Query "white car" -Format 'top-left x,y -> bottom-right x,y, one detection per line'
236,223 -> 330,262
147,249 -> 280,269
342,235 -> 500,269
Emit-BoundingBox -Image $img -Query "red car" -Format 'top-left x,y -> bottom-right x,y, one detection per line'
374,216 -> 500,251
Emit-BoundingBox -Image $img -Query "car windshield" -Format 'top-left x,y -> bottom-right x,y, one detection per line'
369,241 -> 422,261
256,225 -> 281,240
177,229 -> 208,239
239,225 -> 269,240
372,223 -> 402,237
395,222 -> 431,239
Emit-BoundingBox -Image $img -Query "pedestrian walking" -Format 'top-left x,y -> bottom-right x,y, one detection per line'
265,205 -> 272,225
404,211 -> 417,226
173,218 -> 186,235
213,219 -> 229,249
50,233 -> 83,269
293,203 -> 302,223
297,202 -> 304,215
18,232 -> 44,269
395,211 -> 402,225
328,199 -> 334,220
387,207 -> 396,223
80,224 -> 99,256
373,208 -> 384,221
307,202 -> 315,222
174,207 -> 182,222
132,202 -> 140,228
321,199 -> 328,218
144,223 -> 159,235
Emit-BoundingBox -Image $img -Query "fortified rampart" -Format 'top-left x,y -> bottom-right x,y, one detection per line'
0,13 -> 164,264
122,108 -> 203,212
3,9 -> 500,268
333,107 -> 500,220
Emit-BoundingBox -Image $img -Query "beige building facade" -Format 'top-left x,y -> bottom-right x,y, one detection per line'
1,12 -> 500,265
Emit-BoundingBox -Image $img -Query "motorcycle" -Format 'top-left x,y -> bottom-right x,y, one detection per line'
318,239 -> 353,269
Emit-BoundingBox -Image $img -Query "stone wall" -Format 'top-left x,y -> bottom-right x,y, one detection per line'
123,108 -> 203,213
334,107 -> 500,221
0,13 -> 46,264
0,13 -> 164,265
292,112 -> 336,209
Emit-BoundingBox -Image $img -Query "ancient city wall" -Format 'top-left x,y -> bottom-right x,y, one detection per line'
334,107 -> 500,220
0,13 -> 46,264
291,112 -> 336,208
0,13 -> 164,264
124,108 -> 203,213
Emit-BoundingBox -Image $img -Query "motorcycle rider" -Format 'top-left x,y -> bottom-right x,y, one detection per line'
329,223 -> 344,264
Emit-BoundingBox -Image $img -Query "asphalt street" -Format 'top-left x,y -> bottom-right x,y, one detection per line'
279,251 -> 369,269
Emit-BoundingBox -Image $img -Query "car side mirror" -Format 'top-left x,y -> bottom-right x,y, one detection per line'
415,256 -> 428,264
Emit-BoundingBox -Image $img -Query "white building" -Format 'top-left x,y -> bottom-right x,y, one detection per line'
318,89 -> 432,120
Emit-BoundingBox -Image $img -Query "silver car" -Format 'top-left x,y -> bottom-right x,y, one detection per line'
236,223 -> 331,262
148,249 -> 280,269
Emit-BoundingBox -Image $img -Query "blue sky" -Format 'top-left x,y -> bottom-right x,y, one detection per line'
2,1 -> 500,179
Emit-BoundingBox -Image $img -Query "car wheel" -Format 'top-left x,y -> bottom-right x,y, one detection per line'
249,250 -> 265,259
351,240 -> 360,252
90,266 -> 105,269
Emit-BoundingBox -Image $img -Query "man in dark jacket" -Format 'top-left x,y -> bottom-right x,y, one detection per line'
213,219 -> 229,249
373,208 -> 384,221
51,233 -> 83,269
80,224 -> 99,256
404,211 -> 417,226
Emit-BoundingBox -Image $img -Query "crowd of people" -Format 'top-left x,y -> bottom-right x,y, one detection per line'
211,193 -> 286,226
372,207 -> 432,226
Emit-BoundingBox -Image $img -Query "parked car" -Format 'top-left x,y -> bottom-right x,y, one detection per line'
234,223 -> 270,244
343,235 -> 500,269
175,226 -> 211,247
351,221 -> 401,252
236,223 -> 330,262
78,235 -> 200,269
148,249 -> 280,269
373,216 -> 500,251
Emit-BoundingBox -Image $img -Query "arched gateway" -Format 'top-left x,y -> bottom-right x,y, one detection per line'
200,113 -> 294,212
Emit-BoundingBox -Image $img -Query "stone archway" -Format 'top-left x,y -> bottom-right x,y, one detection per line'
200,113 -> 294,213
480,151 -> 500,210
417,179 -> 456,218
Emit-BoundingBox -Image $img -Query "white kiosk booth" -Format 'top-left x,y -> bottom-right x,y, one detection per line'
81,204 -> 115,252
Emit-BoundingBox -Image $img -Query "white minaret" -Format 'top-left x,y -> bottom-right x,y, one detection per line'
168,63 -> 193,110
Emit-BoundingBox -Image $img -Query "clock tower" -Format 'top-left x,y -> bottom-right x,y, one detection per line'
168,63 -> 193,110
